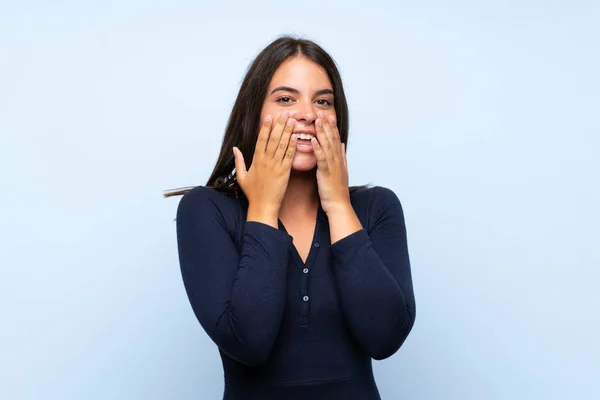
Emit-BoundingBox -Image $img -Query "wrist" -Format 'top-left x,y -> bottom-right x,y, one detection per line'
247,203 -> 280,229
323,201 -> 354,218
325,202 -> 363,244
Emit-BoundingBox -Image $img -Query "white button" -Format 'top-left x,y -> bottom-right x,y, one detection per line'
303,268 -> 309,274
303,295 -> 309,302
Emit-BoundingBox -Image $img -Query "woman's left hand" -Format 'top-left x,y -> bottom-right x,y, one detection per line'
311,112 -> 351,215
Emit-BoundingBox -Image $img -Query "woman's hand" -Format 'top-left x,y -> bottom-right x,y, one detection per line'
310,111 -> 351,215
233,112 -> 297,228
311,112 -> 363,243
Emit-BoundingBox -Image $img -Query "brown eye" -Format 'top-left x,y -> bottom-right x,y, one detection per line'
316,98 -> 332,106
276,96 -> 293,103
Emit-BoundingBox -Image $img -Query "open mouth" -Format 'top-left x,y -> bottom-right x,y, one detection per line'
295,134 -> 315,152
295,133 -> 315,141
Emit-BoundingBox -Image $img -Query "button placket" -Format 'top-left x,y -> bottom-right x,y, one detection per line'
297,210 -> 326,327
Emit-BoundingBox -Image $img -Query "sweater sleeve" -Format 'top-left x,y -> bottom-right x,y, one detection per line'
176,187 -> 292,366
329,186 -> 416,360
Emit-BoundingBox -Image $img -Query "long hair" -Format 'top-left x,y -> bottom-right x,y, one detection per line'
164,35 -> 361,198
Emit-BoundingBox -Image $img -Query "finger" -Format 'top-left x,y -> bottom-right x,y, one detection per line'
321,114 -> 340,161
282,134 -> 299,167
329,115 -> 344,160
276,117 -> 295,161
253,115 -> 273,159
233,146 -> 247,183
315,118 -> 334,163
341,142 -> 347,169
265,111 -> 289,158
310,136 -> 328,171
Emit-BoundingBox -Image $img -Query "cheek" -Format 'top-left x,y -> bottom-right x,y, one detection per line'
324,112 -> 337,128
259,110 -> 268,124
260,103 -> 278,121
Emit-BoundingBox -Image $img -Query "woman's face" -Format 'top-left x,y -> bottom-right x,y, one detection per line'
260,56 -> 337,172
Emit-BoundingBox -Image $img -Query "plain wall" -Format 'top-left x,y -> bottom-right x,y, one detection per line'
1,1 -> 598,399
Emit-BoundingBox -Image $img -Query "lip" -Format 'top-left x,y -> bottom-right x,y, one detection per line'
293,130 -> 316,136
296,140 -> 314,153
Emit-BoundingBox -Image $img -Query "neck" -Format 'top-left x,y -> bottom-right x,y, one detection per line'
280,169 -> 319,219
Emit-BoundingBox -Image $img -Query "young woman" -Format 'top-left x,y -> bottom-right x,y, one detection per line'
168,36 -> 416,399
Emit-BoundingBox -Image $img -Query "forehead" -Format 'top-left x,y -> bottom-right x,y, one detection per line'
268,56 -> 332,91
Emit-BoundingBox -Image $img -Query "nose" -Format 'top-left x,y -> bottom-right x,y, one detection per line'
291,102 -> 317,124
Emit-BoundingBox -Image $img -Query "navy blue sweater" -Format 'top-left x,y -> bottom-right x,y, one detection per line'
176,185 -> 416,399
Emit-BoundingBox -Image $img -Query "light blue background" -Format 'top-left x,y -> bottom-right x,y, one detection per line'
1,1 -> 598,399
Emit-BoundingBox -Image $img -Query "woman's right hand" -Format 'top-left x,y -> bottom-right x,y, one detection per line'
233,112 -> 297,228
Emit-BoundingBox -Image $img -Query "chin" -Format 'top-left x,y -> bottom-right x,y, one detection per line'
291,153 -> 317,172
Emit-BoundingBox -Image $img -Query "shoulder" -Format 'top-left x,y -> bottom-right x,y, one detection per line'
177,185 -> 229,211
349,186 -> 404,230
176,186 -> 242,224
350,185 -> 402,210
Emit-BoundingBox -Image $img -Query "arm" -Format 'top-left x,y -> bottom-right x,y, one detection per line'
176,187 -> 292,366
328,186 -> 416,360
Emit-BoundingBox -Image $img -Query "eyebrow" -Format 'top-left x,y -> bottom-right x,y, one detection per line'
269,86 -> 334,97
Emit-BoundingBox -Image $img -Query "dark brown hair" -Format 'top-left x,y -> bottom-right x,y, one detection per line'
164,35 -> 363,198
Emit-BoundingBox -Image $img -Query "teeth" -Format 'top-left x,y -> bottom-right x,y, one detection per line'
296,133 -> 314,140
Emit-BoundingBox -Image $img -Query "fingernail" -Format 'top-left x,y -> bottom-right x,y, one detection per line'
291,134 -> 298,140
329,116 -> 336,126
318,111 -> 325,118
265,115 -> 272,122
282,111 -> 289,118
287,118 -> 295,126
